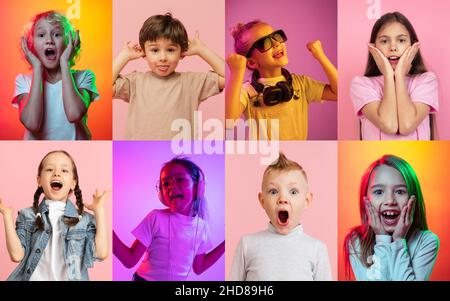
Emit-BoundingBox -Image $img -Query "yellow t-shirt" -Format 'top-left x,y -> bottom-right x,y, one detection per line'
239,74 -> 325,140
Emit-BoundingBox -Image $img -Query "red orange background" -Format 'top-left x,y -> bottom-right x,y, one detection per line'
338,141 -> 450,280
0,0 -> 112,140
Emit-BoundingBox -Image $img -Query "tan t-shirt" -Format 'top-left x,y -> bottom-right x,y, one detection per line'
240,74 -> 325,140
114,71 -> 220,140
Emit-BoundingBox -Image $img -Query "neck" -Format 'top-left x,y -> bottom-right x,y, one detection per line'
258,67 -> 283,78
44,67 -> 62,83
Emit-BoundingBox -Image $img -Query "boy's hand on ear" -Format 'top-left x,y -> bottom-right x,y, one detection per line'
182,31 -> 204,57
226,53 -> 247,73
0,198 -> 14,217
122,42 -> 144,61
85,190 -> 111,213
306,40 -> 325,60
21,37 -> 42,69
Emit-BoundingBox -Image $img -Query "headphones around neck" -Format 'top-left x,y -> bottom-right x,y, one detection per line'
250,68 -> 299,107
157,168 -> 206,217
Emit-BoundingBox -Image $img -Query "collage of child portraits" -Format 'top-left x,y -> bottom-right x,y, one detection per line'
1,0 -> 450,290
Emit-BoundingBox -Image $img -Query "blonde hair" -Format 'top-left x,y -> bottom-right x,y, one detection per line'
23,10 -> 80,68
263,152 -> 308,182
230,20 -> 267,56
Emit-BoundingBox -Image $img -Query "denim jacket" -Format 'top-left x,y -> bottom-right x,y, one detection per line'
7,199 -> 97,281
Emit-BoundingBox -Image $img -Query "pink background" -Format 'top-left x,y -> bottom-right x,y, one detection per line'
338,0 -> 450,140
113,141 -> 225,281
225,141 -> 338,279
225,0 -> 337,140
112,0 -> 225,139
0,141 -> 112,280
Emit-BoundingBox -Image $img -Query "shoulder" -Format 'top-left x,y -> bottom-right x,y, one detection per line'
302,232 -> 328,250
15,73 -> 32,84
411,71 -> 438,84
350,75 -> 379,87
17,207 -> 36,221
415,230 -> 440,246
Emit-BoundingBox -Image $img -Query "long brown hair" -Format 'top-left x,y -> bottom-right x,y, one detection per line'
33,150 -> 84,230
364,12 -> 427,77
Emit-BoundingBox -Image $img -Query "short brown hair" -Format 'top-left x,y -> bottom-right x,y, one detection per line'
139,13 -> 189,52
263,152 -> 307,182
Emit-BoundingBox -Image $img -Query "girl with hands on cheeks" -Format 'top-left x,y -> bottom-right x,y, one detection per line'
344,155 -> 439,281
351,12 -> 438,140
14,11 -> 99,140
0,150 -> 110,281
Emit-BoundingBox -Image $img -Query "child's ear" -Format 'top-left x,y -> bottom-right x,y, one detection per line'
36,176 -> 41,187
247,58 -> 258,70
258,192 -> 264,208
305,192 -> 313,209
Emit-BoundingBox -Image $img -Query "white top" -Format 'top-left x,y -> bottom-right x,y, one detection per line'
30,200 -> 68,281
12,70 -> 99,140
229,224 -> 333,281
349,230 -> 439,280
132,209 -> 212,281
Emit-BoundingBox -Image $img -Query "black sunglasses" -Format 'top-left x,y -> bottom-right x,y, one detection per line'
245,30 -> 287,58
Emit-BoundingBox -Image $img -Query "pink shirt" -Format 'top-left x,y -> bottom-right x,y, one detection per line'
351,72 -> 439,140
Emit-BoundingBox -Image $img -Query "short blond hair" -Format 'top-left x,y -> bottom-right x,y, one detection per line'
263,152 -> 308,182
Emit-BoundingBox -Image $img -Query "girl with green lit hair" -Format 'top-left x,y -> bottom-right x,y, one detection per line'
344,154 -> 439,280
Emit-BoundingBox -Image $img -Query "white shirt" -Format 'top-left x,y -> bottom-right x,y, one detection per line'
230,224 -> 333,281
12,70 -> 99,140
30,200 -> 68,281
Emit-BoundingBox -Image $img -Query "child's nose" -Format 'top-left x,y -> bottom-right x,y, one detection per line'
385,193 -> 398,204
390,42 -> 397,52
277,193 -> 289,204
159,51 -> 168,61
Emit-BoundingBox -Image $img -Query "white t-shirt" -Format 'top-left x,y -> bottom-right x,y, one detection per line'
132,209 -> 213,281
30,200 -> 68,281
230,224 -> 333,281
12,70 -> 99,140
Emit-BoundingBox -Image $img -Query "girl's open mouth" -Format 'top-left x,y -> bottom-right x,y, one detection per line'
388,56 -> 400,64
381,210 -> 400,226
50,180 -> 63,191
45,48 -> 57,61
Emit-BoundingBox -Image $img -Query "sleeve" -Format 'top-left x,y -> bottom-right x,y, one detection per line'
410,72 -> 439,112
113,72 -> 137,103
229,237 -> 246,281
189,71 -> 220,103
388,231 -> 439,281
83,214 -> 97,268
350,76 -> 381,117
299,75 -> 326,104
15,210 -> 29,253
196,222 -> 213,255
76,70 -> 100,102
313,242 -> 333,281
131,211 -> 155,248
12,74 -> 32,108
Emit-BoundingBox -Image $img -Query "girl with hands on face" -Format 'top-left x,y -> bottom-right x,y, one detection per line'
351,12 -> 439,140
344,155 -> 439,281
13,11 -> 99,140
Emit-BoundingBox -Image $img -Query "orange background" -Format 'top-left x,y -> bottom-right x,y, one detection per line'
338,141 -> 450,280
0,0 -> 112,140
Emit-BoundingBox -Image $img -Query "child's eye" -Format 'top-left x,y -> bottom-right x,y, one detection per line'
290,189 -> 299,195
268,189 -> 278,195
395,189 -> 407,195
150,49 -> 159,53
168,48 -> 176,53
175,177 -> 188,184
373,189 -> 383,195
62,169 -> 69,173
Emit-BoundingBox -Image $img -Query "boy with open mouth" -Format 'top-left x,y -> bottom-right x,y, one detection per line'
229,153 -> 332,280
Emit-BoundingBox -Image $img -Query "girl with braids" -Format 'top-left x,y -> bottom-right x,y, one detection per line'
343,154 -> 439,280
0,150 -> 110,281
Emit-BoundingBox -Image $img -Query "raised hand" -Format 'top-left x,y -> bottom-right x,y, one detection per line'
226,53 -> 247,73
368,44 -> 394,77
60,30 -> 79,64
0,198 -> 14,218
121,41 -> 144,61
84,190 -> 111,213
182,31 -> 204,57
365,197 -> 387,235
395,42 -> 420,77
306,40 -> 325,60
392,195 -> 415,241
21,36 -> 42,69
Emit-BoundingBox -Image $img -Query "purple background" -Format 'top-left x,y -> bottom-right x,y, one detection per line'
112,141 -> 225,280
225,0 -> 338,140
